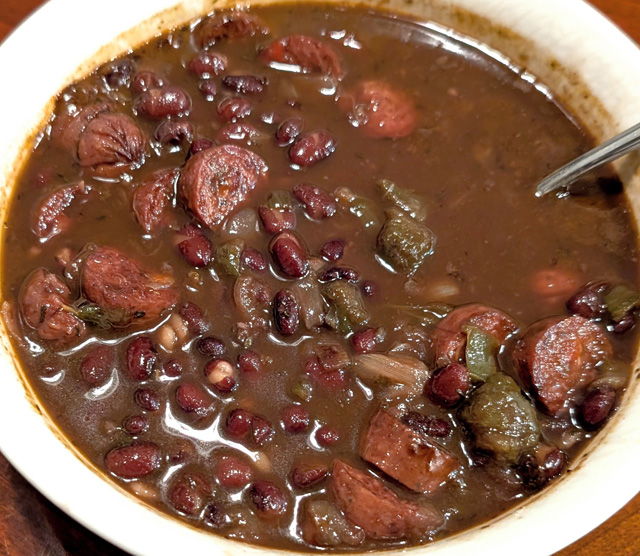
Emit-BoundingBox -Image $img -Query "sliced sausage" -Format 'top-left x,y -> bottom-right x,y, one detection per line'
81,246 -> 178,326
433,303 -> 518,366
361,410 -> 459,494
178,144 -> 268,229
514,315 -> 612,416
195,11 -> 268,48
33,181 -> 88,241
77,113 -> 146,168
261,35 -> 343,78
339,81 -> 417,139
331,460 -> 443,540
19,268 -> 86,344
50,103 -> 110,153
132,168 -> 179,233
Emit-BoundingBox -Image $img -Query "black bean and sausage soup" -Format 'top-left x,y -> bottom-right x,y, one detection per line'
2,2 -> 639,551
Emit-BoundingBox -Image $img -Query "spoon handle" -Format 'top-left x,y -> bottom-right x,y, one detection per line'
535,121 -> 640,197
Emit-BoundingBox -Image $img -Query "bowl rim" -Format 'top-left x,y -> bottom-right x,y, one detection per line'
1,1 -> 640,555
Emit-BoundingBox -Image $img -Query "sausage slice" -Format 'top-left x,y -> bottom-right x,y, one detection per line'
81,246 -> 178,325
195,11 -> 268,48
361,410 -> 459,493
33,181 -> 88,241
331,460 -> 443,540
261,35 -> 343,77
514,315 -> 612,416
132,168 -> 179,233
178,144 -> 268,229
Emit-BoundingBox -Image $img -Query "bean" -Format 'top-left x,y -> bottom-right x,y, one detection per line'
519,445 -> 567,489
351,327 -> 385,354
123,414 -> 149,435
218,97 -> 252,121
249,480 -> 287,519
198,79 -> 218,101
315,425 -> 340,446
80,345 -> 114,387
125,337 -> 158,381
100,58 -> 134,88
270,231 -> 309,278
135,86 -> 192,119
361,280 -> 379,298
273,290 -> 300,336
281,404 -> 309,432
566,281 -> 608,319
401,411 -> 451,438
241,248 -> 267,272
105,442 -> 160,479
155,120 -> 194,145
216,122 -> 260,142
197,336 -> 226,357
215,456 -> 253,489
167,438 -> 197,464
612,313 -> 636,334
131,70 -> 164,94
189,137 -> 214,156
320,239 -> 344,261
134,388 -> 161,412
238,350 -> 263,373
203,502 -> 228,529
289,130 -> 335,167
318,266 -> 359,284
258,206 -> 296,234
291,463 -> 328,488
424,363 -> 469,407
226,408 -> 254,438
168,472 -> 212,516
293,183 -> 336,219
205,359 -> 236,392
222,75 -> 267,94
175,382 -> 212,416
251,416 -> 275,446
580,384 -> 616,427
188,51 -> 228,77
176,224 -> 212,267
163,359 -> 183,378
275,117 -> 304,145
179,302 -> 208,335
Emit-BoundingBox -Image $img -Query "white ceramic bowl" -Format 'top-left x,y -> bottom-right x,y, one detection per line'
1,1 -> 639,555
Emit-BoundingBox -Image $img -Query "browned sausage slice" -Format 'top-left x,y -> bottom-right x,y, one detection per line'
50,103 -> 111,152
261,35 -> 343,78
178,144 -> 268,229
32,182 -> 88,241
77,113 -> 146,168
331,460 -> 443,540
514,315 -> 611,416
361,410 -> 459,493
132,168 -> 179,233
434,303 -> 518,366
195,11 -> 268,48
339,81 -> 417,139
19,268 -> 86,343
82,246 -> 178,325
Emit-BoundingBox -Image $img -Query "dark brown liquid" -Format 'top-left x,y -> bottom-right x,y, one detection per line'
2,3 -> 638,552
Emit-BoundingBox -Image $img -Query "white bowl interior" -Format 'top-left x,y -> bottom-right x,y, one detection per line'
0,1 -> 639,555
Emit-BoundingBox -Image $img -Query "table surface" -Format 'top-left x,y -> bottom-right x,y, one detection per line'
1,0 -> 640,555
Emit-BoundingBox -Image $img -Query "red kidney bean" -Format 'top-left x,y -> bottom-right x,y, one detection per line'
361,280 -> 379,298
238,350 -> 263,373
123,414 -> 149,435
80,345 -> 114,387
242,248 -> 267,272
270,232 -> 309,278
134,388 -> 161,412
318,266 -> 359,284
168,472 -> 212,516
176,224 -> 212,267
203,502 -> 228,529
273,290 -> 300,336
199,79 -> 218,101
216,122 -> 261,142
135,86 -> 192,119
249,481 -> 287,519
218,97 -> 252,121
401,411 -> 451,438
175,382 -> 212,416
155,120 -> 194,145
188,51 -> 228,77
222,75 -> 267,94
320,239 -> 344,261
519,445 -> 567,489
105,442 -> 160,479
100,58 -> 135,88
351,327 -> 386,354
167,438 -> 197,464
424,363 -> 469,407
215,456 -> 253,489
131,70 -> 164,94
281,404 -> 309,432
275,117 -> 304,145
566,281 -> 609,319
205,359 -> 236,392
179,302 -> 208,335
163,359 -> 183,378
197,336 -> 226,357
251,416 -> 275,446
289,130 -> 335,167
315,425 -> 340,446
612,313 -> 636,334
226,408 -> 254,438
258,206 -> 296,234
293,183 -> 336,219
125,337 -> 158,381
291,463 -> 328,488
195,11 -> 267,49
580,384 -> 617,427
189,137 -> 215,156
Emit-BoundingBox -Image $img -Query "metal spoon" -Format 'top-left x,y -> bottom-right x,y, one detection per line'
535,122 -> 640,197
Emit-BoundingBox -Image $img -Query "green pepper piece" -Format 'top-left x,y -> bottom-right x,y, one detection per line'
603,284 -> 640,322
463,324 -> 498,381
65,303 -> 130,329
377,209 -> 435,273
377,179 -> 427,222
388,303 -> 452,327
215,239 -> 246,276
265,190 -> 294,210
335,187 -> 380,229
322,281 -> 369,334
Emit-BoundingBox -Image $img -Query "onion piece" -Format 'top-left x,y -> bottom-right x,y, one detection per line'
354,353 -> 428,384
292,278 -> 325,329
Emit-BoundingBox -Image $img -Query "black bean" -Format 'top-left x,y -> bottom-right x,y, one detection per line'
273,290 -> 300,336
222,75 -> 267,94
